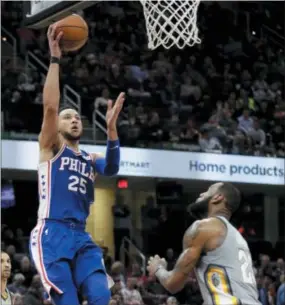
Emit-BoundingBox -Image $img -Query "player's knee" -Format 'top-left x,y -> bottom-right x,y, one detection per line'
90,288 -> 111,305
82,271 -> 111,305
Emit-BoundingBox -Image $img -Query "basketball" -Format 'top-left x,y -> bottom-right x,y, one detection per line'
54,14 -> 88,52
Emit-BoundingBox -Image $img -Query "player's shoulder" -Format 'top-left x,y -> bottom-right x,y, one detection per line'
190,217 -> 225,230
91,152 -> 104,160
183,218 -> 225,244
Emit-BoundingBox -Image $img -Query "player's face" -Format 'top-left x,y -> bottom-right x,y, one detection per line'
1,252 -> 11,279
58,109 -> 83,141
188,183 -> 222,219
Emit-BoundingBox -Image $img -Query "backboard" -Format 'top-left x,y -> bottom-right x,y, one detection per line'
23,1 -> 98,29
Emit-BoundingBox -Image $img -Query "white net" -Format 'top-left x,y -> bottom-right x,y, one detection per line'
140,0 -> 201,50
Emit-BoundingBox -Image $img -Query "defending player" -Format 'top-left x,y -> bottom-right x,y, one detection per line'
29,25 -> 124,305
147,182 -> 261,305
1,251 -> 14,305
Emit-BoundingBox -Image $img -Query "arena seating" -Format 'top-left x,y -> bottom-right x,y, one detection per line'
1,1 -> 284,156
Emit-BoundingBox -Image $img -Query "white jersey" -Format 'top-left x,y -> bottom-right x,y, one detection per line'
1,288 -> 13,305
195,216 -> 261,305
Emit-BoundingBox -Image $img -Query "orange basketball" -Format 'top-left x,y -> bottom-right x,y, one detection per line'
54,14 -> 88,52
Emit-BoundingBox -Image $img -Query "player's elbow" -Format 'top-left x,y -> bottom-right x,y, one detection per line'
166,285 -> 182,295
165,279 -> 185,294
103,164 -> 119,176
43,102 -> 58,113
95,157 -> 120,176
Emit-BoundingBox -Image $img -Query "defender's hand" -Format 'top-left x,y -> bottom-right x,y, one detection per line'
47,25 -> 63,58
147,255 -> 167,276
106,92 -> 125,130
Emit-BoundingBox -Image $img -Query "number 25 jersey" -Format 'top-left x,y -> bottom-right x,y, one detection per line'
37,144 -> 96,223
194,216 -> 261,305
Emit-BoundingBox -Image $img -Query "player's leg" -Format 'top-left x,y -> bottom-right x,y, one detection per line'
29,223 -> 80,305
48,260 -> 80,305
81,271 -> 111,305
73,233 -> 111,305
49,262 -> 80,305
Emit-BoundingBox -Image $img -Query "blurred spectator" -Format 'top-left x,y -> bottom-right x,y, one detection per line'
8,273 -> 27,295
16,256 -> 36,288
103,246 -> 113,273
166,296 -> 179,305
238,108 -> 254,134
111,261 -> 126,288
165,248 -> 176,271
121,277 -> 143,305
22,275 -> 44,305
277,274 -> 285,305
141,274 -> 168,305
248,119 -> 266,148
95,88 -> 111,108
141,197 -> 160,254
199,128 -> 222,152
5,244 -> 20,271
113,195 -> 131,260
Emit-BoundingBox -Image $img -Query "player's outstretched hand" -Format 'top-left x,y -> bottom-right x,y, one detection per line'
47,24 -> 63,58
106,92 -> 125,130
147,254 -> 168,276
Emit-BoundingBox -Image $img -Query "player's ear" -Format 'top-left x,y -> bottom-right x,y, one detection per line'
211,193 -> 224,205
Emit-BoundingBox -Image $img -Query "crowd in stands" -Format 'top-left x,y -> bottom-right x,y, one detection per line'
1,1 -> 285,156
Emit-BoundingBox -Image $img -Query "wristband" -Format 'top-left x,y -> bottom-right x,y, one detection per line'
155,265 -> 164,275
107,139 -> 120,149
50,56 -> 60,64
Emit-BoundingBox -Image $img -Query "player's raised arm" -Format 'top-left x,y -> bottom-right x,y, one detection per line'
39,25 -> 63,151
147,219 -> 224,294
91,92 -> 125,176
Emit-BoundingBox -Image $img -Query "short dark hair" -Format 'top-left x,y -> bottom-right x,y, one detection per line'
58,105 -> 78,114
219,183 -> 241,213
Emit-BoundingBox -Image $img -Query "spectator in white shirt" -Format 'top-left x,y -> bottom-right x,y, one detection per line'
121,277 -> 143,305
238,109 -> 254,134
199,129 -> 222,152
248,119 -> 266,147
95,88 -> 110,108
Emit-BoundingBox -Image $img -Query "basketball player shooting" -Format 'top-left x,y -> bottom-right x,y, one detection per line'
29,25 -> 124,305
147,182 -> 261,305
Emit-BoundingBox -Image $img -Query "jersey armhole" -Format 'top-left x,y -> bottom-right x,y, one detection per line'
89,153 -> 95,163
89,153 -> 96,169
38,143 -> 66,166
204,216 -> 228,255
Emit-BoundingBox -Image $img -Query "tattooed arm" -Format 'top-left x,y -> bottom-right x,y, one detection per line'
152,218 -> 224,294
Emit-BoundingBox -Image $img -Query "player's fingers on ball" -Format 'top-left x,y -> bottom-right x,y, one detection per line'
47,25 -> 53,36
154,255 -> 160,259
56,31 -> 63,42
49,26 -> 56,40
51,26 -> 58,40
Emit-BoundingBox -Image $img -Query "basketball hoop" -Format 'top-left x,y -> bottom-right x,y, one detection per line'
140,0 -> 201,50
